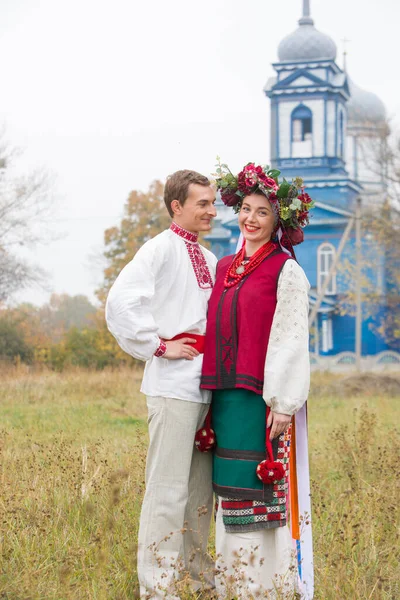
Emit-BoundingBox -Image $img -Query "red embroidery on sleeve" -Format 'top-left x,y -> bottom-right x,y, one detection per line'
154,340 -> 167,357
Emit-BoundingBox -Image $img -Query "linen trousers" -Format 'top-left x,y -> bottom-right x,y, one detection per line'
137,396 -> 213,599
215,502 -> 298,599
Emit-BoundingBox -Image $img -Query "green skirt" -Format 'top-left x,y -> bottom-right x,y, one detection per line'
212,388 -> 281,503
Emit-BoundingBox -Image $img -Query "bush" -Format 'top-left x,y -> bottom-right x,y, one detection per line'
51,327 -> 135,371
0,317 -> 34,363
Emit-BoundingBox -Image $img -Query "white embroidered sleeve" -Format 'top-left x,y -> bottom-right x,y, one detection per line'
263,259 -> 310,415
105,241 -> 163,362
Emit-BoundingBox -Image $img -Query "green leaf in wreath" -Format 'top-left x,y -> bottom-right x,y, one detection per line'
268,169 -> 281,179
277,181 -> 291,199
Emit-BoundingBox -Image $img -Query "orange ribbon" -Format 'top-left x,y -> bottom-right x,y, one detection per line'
289,415 -> 300,541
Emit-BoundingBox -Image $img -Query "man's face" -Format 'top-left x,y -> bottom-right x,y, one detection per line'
172,184 -> 217,233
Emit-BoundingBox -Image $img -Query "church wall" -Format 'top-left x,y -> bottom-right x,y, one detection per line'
326,100 -> 336,156
309,68 -> 326,80
353,136 -> 384,183
338,105 -> 346,160
324,312 -> 388,355
278,101 -> 296,157
270,101 -> 278,161
345,131 -> 387,204
308,99 -> 324,156
346,135 -> 356,179
303,185 -> 357,212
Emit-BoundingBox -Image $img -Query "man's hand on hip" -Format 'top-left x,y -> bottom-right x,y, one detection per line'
164,338 -> 200,361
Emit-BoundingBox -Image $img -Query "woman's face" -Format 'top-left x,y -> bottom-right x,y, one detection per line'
238,193 -> 276,247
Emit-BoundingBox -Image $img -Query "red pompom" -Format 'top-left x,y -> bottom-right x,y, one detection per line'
194,427 -> 216,453
256,460 -> 285,484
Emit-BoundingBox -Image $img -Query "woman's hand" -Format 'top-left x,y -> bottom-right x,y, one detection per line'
163,338 -> 200,360
267,410 -> 292,440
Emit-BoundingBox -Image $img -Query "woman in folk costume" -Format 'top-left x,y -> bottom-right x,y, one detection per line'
200,161 -> 314,599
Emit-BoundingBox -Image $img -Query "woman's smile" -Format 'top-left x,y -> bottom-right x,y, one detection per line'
244,224 -> 260,233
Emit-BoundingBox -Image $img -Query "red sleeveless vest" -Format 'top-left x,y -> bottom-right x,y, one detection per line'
201,250 -> 291,394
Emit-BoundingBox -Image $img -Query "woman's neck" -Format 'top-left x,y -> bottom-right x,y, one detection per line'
245,238 -> 271,257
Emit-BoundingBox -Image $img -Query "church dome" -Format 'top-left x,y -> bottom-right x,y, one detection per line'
278,20 -> 337,62
347,78 -> 386,124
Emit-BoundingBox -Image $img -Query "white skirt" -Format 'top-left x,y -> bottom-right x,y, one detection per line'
215,500 -> 299,599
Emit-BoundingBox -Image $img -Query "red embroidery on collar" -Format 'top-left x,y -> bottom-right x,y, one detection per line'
169,222 -> 213,289
185,242 -> 213,290
170,222 -> 198,243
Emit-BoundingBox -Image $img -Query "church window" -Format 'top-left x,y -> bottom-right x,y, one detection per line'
291,104 -> 313,142
317,243 -> 336,295
321,316 -> 334,353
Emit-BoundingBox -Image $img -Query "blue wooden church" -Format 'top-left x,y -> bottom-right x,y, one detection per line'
206,0 -> 400,366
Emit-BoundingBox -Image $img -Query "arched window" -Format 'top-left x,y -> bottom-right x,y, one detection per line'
291,104 -> 312,142
291,104 -> 312,158
317,243 -> 336,295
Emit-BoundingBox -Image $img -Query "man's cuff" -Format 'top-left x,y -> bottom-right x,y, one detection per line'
154,339 -> 167,357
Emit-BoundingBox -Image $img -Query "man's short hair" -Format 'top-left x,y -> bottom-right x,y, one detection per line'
164,170 -> 210,217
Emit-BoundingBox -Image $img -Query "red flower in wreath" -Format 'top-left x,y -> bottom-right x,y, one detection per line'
238,169 -> 256,192
297,210 -> 309,227
298,192 -> 312,205
221,189 -> 240,207
237,163 -> 278,194
259,174 -> 279,191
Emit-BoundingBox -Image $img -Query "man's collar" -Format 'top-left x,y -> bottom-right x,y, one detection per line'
170,222 -> 198,243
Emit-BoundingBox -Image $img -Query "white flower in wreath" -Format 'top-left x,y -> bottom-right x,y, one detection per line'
289,198 -> 302,211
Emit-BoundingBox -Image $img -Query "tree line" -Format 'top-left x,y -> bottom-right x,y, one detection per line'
0,177 -> 169,369
1,129 -> 400,367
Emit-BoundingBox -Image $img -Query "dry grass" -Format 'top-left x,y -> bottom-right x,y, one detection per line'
0,367 -> 399,599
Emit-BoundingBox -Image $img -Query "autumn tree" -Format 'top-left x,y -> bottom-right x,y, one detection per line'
0,314 -> 34,363
364,203 -> 400,346
337,126 -> 400,347
38,293 -> 97,342
0,293 -> 132,368
97,179 -> 170,303
0,132 -> 52,302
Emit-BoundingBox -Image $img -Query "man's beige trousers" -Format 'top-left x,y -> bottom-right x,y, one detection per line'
137,396 -> 213,599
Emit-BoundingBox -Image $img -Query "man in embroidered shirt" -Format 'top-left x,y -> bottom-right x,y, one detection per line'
106,170 -> 217,599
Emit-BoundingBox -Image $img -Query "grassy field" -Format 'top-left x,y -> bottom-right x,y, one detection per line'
0,367 -> 399,599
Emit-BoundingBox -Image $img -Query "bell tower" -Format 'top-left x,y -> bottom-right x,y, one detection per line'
264,0 -> 359,209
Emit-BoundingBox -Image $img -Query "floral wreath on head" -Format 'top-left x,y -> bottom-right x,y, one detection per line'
213,158 -> 315,246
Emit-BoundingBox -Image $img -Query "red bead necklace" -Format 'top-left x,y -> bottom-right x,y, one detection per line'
224,240 -> 277,288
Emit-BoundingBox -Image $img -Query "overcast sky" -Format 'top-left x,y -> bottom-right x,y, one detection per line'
1,0 -> 399,306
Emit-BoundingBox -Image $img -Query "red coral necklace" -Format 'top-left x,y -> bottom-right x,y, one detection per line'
224,239 -> 277,288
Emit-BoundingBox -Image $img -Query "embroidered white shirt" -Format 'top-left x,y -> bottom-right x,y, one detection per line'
106,226 -> 217,404
263,259 -> 311,415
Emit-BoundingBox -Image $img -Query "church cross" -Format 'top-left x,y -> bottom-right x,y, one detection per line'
341,37 -> 351,71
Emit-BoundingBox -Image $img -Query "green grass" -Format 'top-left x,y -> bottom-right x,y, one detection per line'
0,368 -> 399,599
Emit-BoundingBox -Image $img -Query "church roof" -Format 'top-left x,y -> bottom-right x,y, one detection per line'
277,1 -> 336,62
278,24 -> 337,63
346,77 -> 386,125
